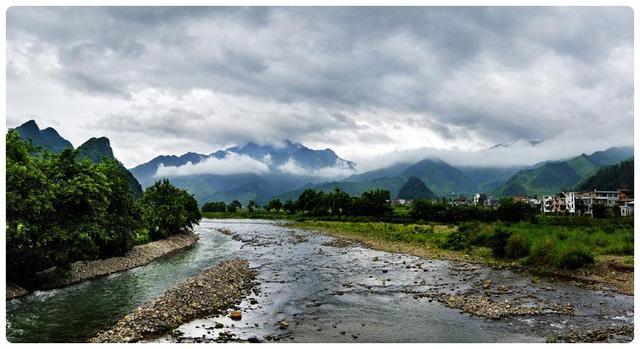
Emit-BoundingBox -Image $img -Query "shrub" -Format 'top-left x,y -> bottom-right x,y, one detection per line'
526,237 -> 556,266
488,228 -> 512,258
554,246 -> 594,269
441,230 -> 470,251
505,233 -> 530,259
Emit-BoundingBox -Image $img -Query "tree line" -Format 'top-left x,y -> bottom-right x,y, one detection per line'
6,131 -> 201,283
201,188 -> 538,224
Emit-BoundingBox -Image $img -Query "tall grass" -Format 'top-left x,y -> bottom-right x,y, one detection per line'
292,219 -> 633,271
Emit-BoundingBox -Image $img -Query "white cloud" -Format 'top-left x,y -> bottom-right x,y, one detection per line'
277,158 -> 356,178
154,152 -> 269,177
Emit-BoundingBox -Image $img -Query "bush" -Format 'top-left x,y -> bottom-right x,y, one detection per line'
487,228 -> 512,258
526,237 -> 556,266
441,230 -> 470,251
505,233 -> 530,259
554,246 -> 594,269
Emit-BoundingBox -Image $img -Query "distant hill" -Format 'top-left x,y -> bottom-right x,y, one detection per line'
494,147 -> 633,196
13,120 -> 73,153
276,158 -> 504,200
576,159 -> 633,193
129,140 -> 357,204
397,176 -> 436,200
12,120 -> 142,197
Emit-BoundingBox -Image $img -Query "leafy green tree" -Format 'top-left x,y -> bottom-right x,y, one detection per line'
352,189 -> 392,216
266,198 -> 283,212
139,179 -> 201,240
227,200 -> 242,213
202,201 -> 227,212
326,188 -> 350,215
297,189 -> 323,212
283,199 -> 297,214
247,200 -> 258,212
496,197 -> 537,222
94,159 -> 142,257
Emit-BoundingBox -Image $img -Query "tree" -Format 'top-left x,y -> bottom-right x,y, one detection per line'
326,187 -> 350,215
247,200 -> 258,212
283,199 -> 297,214
496,197 -> 536,222
202,201 -> 227,212
353,189 -> 392,216
266,198 -> 283,212
227,200 -> 242,213
139,179 -> 201,240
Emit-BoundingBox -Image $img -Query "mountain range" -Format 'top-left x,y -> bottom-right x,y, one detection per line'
129,140 -> 357,204
276,147 -> 633,201
10,119 -> 633,204
12,120 -> 143,196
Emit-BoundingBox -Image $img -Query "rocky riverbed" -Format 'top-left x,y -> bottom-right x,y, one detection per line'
90,258 -> 257,343
6,219 -> 634,343
21,232 -> 200,293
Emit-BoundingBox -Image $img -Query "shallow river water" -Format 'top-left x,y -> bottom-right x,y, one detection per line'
6,219 -> 634,343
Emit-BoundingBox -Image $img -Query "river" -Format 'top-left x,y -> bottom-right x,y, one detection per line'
5,219 -> 634,343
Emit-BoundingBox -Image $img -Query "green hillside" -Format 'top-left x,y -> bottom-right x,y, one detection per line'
494,147 -> 633,196
397,177 -> 436,200
576,159 -> 633,193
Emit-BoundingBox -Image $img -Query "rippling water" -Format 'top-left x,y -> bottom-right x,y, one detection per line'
6,219 -> 634,343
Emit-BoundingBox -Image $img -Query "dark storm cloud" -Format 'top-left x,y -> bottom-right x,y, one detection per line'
6,6 -> 633,167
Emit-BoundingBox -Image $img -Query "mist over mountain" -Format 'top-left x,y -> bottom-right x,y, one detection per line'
129,140 -> 357,204
276,146 -> 633,202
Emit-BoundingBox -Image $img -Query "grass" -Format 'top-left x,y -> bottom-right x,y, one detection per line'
286,219 -> 633,273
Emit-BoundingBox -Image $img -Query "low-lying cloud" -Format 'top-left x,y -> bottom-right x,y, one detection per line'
154,152 -> 269,177
277,158 -> 356,178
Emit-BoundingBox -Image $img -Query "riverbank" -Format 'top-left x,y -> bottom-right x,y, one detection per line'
287,221 -> 633,295
90,258 -> 258,343
7,231 -> 200,300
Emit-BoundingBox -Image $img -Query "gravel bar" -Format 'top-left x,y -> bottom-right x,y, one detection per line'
90,258 -> 258,343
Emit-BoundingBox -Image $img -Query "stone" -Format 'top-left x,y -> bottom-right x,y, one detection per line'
229,311 -> 242,320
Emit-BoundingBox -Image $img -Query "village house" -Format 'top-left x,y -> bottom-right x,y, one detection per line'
541,189 -> 633,217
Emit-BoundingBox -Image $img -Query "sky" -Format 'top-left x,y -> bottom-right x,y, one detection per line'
6,6 -> 634,171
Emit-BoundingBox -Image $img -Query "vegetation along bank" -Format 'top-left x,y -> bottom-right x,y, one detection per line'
6,131 -> 202,297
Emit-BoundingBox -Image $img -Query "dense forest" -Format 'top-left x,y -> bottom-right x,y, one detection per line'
6,131 -> 201,283
577,159 -> 634,193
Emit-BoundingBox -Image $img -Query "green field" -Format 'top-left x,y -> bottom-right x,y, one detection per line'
287,218 -> 633,271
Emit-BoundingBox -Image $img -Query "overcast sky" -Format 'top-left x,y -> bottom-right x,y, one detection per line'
6,6 -> 634,170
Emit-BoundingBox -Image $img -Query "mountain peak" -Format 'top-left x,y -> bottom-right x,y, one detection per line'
14,119 -> 73,153
19,119 -> 39,131
76,137 -> 115,163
